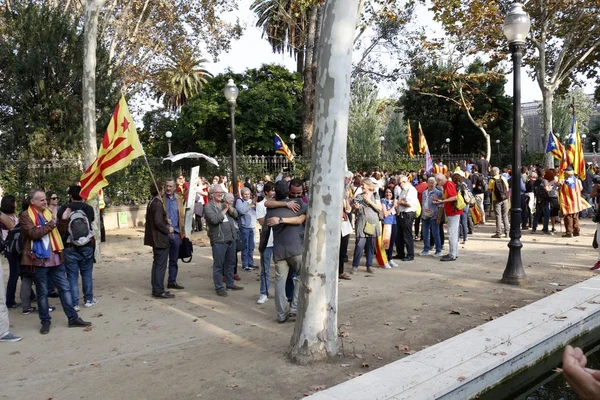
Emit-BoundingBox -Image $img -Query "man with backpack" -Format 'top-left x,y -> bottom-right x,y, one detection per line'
20,189 -> 91,334
471,166 -> 487,224
488,167 -> 510,238
57,185 -> 96,311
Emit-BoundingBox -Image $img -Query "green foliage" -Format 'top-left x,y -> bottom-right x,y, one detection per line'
142,64 -> 303,157
348,77 -> 386,163
552,88 -> 597,138
522,152 -> 546,167
400,58 -> 513,154
0,3 -> 119,160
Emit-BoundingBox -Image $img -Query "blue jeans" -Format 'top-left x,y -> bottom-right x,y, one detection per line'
35,265 -> 78,323
459,205 -> 469,241
211,241 -> 236,291
260,247 -> 272,296
168,233 -> 181,283
352,237 -> 375,268
422,218 -> 441,253
64,246 -> 95,306
240,227 -> 256,268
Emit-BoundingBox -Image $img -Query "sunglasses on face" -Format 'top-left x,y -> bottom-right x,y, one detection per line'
49,197 -> 58,200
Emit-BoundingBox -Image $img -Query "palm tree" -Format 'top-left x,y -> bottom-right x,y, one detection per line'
251,0 -> 308,73
153,48 -> 213,111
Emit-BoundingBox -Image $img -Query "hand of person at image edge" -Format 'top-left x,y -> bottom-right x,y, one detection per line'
562,345 -> 600,399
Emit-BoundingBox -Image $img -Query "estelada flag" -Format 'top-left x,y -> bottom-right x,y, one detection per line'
560,173 -> 591,215
274,133 -> 294,161
79,95 -> 143,200
418,122 -> 427,154
407,120 -> 415,158
545,132 -> 564,161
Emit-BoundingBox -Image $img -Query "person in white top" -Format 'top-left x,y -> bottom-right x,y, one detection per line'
256,182 -> 276,304
393,175 -> 418,261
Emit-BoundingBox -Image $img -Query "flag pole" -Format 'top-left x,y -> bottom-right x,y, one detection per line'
139,141 -> 161,199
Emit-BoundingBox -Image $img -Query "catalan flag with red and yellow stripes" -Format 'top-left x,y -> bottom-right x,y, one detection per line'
418,122 -> 427,154
559,173 -> 590,215
274,133 -> 294,161
79,95 -> 144,200
565,116 -> 586,180
407,120 -> 415,158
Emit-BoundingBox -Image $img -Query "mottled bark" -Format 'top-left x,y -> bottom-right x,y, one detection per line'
289,0 -> 359,365
83,0 -> 107,259
301,5 -> 319,157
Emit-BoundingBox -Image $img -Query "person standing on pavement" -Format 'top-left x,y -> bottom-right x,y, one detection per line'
256,182 -> 276,304
433,174 -> 462,262
236,187 -> 257,271
204,184 -> 244,297
144,181 -> 175,299
489,167 -> 510,238
20,189 -> 91,334
420,177 -> 443,257
0,257 -> 22,342
57,185 -> 97,311
393,175 -> 418,262
163,178 -> 185,290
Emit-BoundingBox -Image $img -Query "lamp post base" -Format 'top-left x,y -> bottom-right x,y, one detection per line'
501,233 -> 526,286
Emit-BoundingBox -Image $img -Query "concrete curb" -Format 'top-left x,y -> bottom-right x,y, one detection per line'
308,276 -> 600,400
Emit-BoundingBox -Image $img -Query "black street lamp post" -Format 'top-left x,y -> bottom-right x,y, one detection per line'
496,139 -> 501,166
224,79 -> 240,197
501,3 -> 530,286
445,138 -> 450,155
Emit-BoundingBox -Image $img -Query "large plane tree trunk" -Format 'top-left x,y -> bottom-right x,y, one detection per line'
289,0 -> 359,365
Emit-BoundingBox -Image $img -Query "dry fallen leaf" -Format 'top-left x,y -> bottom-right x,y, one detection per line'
361,362 -> 369,368
450,310 -> 461,315
398,327 -> 407,331
309,385 -> 326,391
83,326 -> 93,332
9,351 -> 20,355
554,316 -> 568,320
574,306 -> 587,311
226,384 -> 238,389
395,344 -> 410,351
383,322 -> 392,326
457,376 -> 466,382
404,350 -> 416,355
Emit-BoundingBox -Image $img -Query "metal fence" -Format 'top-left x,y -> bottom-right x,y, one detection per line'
0,153 -> 480,205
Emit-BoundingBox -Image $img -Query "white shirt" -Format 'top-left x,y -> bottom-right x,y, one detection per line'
256,199 -> 273,248
395,184 -> 418,213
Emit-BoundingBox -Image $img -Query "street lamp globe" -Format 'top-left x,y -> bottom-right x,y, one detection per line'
503,3 -> 531,44
290,134 -> 296,140
582,134 -> 587,139
496,139 -> 500,144
445,138 -> 450,143
379,136 -> 385,142
593,142 -> 597,146
165,131 -> 172,139
224,79 -> 239,104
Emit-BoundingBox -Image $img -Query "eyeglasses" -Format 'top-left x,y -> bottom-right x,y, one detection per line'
50,197 -> 58,200
212,191 -> 224,194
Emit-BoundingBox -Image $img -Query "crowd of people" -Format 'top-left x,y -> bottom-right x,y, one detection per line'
2,156 -> 599,343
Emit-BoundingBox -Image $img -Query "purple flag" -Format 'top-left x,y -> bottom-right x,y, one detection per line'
425,148 -> 433,173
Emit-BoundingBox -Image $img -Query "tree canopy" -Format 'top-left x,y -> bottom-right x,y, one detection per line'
0,3 -> 119,159
142,64 -> 303,157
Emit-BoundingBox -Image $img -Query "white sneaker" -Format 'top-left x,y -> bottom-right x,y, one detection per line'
256,294 -> 268,304
84,298 -> 98,308
384,263 -> 392,269
389,260 -> 398,267
73,305 -> 80,312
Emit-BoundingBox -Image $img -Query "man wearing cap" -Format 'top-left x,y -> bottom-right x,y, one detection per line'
558,167 -> 586,238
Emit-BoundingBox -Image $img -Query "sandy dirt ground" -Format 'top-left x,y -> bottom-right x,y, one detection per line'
1,217 -> 598,400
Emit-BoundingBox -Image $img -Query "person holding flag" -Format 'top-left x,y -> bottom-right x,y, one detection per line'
558,167 -> 590,238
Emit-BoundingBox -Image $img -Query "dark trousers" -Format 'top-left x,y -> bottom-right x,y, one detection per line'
100,209 -> 106,242
34,265 -> 78,324
414,215 -> 421,238
195,214 -> 203,231
396,212 -> 415,258
167,233 -> 181,283
339,234 -> 350,274
5,252 -> 20,307
151,247 -> 169,295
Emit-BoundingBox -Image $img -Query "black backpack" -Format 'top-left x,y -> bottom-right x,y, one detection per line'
1,223 -> 23,256
493,178 -> 508,201
474,174 -> 486,194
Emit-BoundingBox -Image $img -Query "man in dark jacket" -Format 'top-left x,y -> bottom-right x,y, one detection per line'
57,185 -> 96,311
144,181 -> 174,298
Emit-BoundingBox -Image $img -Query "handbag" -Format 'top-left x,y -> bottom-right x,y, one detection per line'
341,220 -> 353,237
178,237 -> 193,263
363,221 -> 376,236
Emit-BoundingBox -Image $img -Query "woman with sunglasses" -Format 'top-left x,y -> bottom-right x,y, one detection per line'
46,191 -> 59,219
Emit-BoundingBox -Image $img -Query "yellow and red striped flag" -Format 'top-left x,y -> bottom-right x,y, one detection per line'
274,133 -> 294,161
407,120 -> 415,158
565,117 -> 586,180
418,122 -> 427,154
79,95 -> 143,200
560,172 -> 591,215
